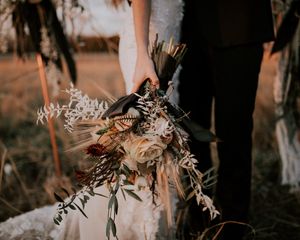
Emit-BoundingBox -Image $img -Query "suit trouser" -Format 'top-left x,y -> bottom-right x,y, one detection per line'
178,29 -> 263,238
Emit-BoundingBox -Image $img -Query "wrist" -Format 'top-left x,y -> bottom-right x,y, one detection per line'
137,46 -> 149,57
137,49 -> 151,60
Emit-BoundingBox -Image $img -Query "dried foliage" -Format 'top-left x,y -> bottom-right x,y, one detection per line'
1,51 -> 300,239
37,38 -> 219,239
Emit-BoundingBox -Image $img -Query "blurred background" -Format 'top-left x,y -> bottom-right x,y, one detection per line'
0,0 -> 300,239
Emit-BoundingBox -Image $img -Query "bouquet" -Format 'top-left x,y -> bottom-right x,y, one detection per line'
37,36 -> 219,239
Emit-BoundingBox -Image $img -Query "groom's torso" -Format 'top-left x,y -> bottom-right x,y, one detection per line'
184,0 -> 275,47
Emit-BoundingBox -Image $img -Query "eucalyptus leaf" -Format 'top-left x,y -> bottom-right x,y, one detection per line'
74,202 -> 88,218
80,198 -> 86,209
109,217 -> 117,237
108,195 -> 116,210
124,189 -> 142,202
120,188 -> 126,201
69,204 -> 76,210
53,218 -> 60,225
61,187 -> 70,197
106,217 -> 112,239
122,165 -> 131,177
87,189 -> 95,196
114,197 -> 119,215
57,214 -> 63,222
54,192 -> 64,203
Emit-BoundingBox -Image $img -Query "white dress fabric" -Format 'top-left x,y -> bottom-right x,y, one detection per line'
0,1 -> 184,239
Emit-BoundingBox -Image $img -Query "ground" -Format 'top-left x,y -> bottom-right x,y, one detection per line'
0,51 -> 300,239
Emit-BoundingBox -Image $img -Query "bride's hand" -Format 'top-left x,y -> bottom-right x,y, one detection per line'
131,53 -> 160,93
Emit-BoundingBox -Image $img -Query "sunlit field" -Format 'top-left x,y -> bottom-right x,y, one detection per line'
0,50 -> 300,239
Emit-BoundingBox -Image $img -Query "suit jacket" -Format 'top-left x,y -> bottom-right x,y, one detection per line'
183,0 -> 275,47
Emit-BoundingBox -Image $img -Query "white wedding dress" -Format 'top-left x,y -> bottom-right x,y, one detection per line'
0,1 -> 183,240
119,0 -> 183,103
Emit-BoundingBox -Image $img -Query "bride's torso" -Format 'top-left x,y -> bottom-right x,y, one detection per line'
119,0 -> 184,94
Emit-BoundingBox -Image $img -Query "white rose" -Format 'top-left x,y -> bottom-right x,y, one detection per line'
123,157 -> 138,171
122,133 -> 167,164
134,176 -> 148,190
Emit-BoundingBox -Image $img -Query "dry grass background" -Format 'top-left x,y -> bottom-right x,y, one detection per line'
0,51 -> 300,239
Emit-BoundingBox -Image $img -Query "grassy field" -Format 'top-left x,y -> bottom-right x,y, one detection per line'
0,52 -> 300,239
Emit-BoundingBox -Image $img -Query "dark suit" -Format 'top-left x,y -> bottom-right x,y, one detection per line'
178,0 -> 274,239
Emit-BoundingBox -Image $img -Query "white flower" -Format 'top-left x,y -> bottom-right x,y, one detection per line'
36,85 -> 109,132
134,176 -> 148,190
127,107 -> 140,118
122,133 -> 167,164
145,117 -> 174,144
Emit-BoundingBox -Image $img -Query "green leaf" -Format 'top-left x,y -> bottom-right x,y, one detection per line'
63,209 -> 68,214
74,202 -> 88,218
114,182 -> 120,194
53,218 -> 60,225
122,164 -> 131,176
108,195 -> 116,210
106,218 -> 111,239
96,128 -> 108,135
109,217 -> 117,237
120,188 -> 126,201
57,214 -> 63,222
80,198 -> 86,209
61,188 -> 70,197
54,192 -> 64,203
69,204 -> 76,210
114,197 -> 119,215
124,189 -> 142,202
111,163 -> 120,170
87,189 -> 95,196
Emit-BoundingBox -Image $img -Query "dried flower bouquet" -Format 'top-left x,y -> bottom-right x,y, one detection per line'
37,36 -> 219,239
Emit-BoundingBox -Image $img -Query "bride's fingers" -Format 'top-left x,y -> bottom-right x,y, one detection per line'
149,72 -> 160,89
131,75 -> 160,93
131,81 -> 141,93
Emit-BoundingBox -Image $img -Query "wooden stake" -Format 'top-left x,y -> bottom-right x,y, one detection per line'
36,53 -> 62,177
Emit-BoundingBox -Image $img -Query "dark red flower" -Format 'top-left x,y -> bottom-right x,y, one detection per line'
85,143 -> 106,156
